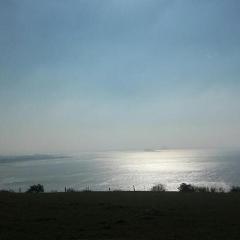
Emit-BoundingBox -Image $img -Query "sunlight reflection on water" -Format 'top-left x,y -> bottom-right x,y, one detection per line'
0,149 -> 240,191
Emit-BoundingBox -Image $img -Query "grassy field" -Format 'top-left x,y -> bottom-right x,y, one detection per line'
0,192 -> 240,239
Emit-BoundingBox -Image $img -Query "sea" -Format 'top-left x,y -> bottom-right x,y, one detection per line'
1,149 -> 240,192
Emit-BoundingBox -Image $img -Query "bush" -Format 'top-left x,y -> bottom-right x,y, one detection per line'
82,189 -> 92,192
178,184 -> 226,193
150,184 -> 166,192
178,183 -> 195,192
26,184 -> 44,193
82,186 -> 91,192
209,186 -> 225,193
0,189 -> 15,193
209,187 -> 216,193
230,186 -> 240,192
193,186 -> 210,193
217,187 -> 225,193
66,187 -> 77,192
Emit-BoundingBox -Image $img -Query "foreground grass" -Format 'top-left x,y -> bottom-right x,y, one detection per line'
0,192 -> 240,240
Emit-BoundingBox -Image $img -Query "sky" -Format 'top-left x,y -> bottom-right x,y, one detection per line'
0,0 -> 240,154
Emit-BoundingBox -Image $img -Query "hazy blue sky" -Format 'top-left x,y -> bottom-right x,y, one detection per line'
0,0 -> 240,154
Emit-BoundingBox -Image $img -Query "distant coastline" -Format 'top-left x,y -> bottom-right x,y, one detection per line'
0,154 -> 71,163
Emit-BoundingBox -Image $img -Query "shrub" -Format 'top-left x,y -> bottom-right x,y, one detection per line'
209,186 -> 225,193
26,184 -> 44,193
217,187 -> 225,193
82,186 -> 91,192
209,187 -> 216,193
66,187 -> 77,192
82,189 -> 92,192
150,184 -> 166,192
193,186 -> 209,193
177,183 -> 227,193
178,183 -> 195,192
0,189 -> 15,193
230,186 -> 240,192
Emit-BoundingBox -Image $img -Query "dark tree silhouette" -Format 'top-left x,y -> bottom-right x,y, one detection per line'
178,183 -> 195,192
26,184 -> 44,193
151,183 -> 166,192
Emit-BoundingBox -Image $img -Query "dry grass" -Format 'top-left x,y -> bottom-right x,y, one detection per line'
0,192 -> 240,239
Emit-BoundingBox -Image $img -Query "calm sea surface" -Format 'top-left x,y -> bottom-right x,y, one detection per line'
1,149 -> 240,192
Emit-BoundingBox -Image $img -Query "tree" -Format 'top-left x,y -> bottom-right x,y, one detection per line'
230,186 -> 240,192
151,183 -> 166,192
178,183 -> 194,192
26,184 -> 44,193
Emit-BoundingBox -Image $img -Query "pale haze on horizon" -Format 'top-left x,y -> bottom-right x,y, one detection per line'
0,0 -> 240,154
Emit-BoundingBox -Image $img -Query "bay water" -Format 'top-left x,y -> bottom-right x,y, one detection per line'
1,149 -> 240,192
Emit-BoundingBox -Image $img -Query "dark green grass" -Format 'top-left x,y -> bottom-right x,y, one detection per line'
0,192 -> 240,239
